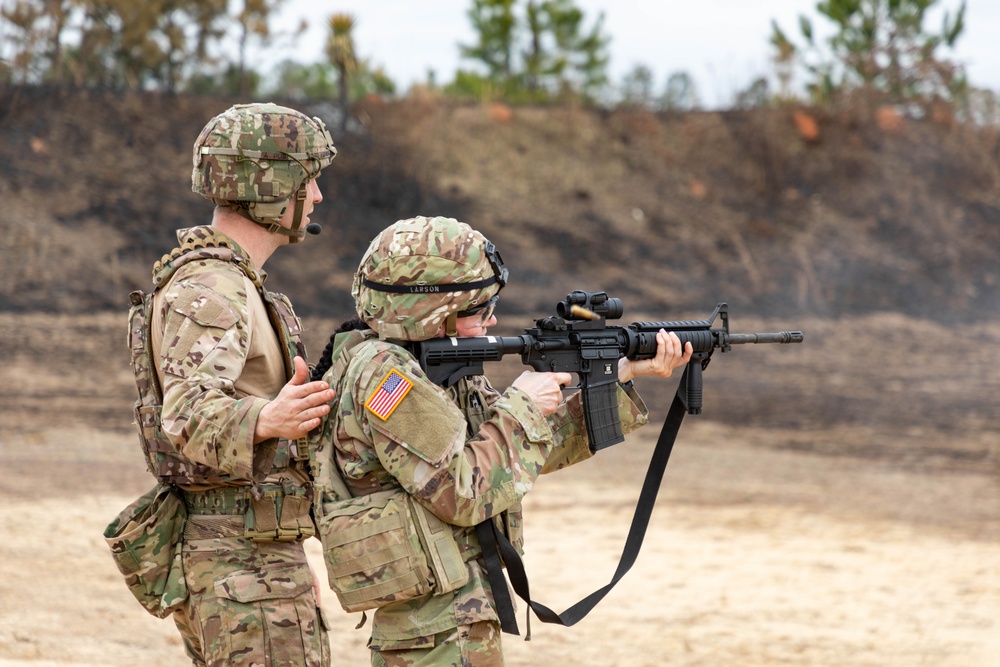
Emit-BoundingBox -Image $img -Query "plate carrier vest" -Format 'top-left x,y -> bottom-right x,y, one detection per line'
127,232 -> 308,486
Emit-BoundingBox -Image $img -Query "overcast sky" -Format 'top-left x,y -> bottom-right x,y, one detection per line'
262,0 -> 999,108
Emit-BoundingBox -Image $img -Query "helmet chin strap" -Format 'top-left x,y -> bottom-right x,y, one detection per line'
245,185 -> 309,242
287,185 -> 308,243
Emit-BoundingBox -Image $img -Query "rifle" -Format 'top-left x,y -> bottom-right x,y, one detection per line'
410,290 -> 803,635
410,290 -> 803,452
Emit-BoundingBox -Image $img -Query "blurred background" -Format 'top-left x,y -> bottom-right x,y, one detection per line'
0,1 -> 997,665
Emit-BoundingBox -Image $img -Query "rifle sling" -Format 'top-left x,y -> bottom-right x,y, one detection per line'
475,519 -> 521,635
478,374 -> 690,636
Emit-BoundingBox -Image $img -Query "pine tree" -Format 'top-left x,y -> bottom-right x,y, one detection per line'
460,0 -> 516,82
458,0 -> 609,102
772,0 -> 967,109
0,0 -> 72,84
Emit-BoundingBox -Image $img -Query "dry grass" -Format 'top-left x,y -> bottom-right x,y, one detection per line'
0,423 -> 996,666
0,312 -> 997,665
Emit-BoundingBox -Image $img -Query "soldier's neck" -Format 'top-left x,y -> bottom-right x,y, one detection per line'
211,209 -> 280,269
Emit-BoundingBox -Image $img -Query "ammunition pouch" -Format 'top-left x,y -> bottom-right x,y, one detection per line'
103,483 -> 188,618
317,487 -> 470,613
183,483 -> 316,543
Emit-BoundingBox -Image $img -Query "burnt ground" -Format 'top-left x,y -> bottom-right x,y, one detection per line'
1,87 -> 999,323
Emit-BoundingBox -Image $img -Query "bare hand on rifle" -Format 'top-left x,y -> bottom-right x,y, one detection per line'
619,330 -> 693,383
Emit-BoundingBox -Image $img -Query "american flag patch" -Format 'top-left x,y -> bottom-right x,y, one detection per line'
365,369 -> 414,420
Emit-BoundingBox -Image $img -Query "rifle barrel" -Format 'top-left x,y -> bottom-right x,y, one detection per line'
728,331 -> 804,344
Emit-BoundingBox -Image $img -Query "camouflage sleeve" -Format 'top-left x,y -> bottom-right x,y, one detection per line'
158,267 -> 267,481
540,383 -> 649,474
356,347 -> 556,527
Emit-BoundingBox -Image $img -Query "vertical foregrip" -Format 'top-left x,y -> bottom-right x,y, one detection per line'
583,382 -> 626,452
682,362 -> 703,414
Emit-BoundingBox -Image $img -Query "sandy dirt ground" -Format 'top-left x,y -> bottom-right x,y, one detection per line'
0,422 -> 996,667
0,313 -> 997,666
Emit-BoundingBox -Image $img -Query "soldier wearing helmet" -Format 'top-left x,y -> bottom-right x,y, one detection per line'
127,103 -> 339,665
307,216 -> 692,666
192,100 -> 337,243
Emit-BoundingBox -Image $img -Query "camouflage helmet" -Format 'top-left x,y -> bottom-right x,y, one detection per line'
191,102 -> 336,242
353,216 -> 508,341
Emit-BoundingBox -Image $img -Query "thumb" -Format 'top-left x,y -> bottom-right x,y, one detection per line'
289,356 -> 310,386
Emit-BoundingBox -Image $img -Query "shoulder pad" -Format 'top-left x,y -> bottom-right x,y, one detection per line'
353,343 -> 466,466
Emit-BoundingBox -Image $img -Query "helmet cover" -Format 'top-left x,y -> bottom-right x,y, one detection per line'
353,216 -> 506,341
191,102 -> 336,228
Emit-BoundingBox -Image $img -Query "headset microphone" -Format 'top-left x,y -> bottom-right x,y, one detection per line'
306,223 -> 322,235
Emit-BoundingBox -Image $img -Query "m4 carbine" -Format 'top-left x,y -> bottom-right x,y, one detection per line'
409,290 -> 803,452
411,290 -> 804,635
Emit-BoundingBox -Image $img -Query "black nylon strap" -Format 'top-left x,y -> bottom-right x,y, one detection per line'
475,518 -> 520,635
361,276 -> 498,294
482,372 -> 690,633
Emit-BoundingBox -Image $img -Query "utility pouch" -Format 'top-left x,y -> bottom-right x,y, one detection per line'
103,483 -> 188,618
317,488 -> 469,613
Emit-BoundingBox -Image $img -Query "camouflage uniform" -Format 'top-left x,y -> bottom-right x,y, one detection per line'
151,225 -> 329,666
310,217 -> 650,666
322,330 -> 649,665
129,103 -> 336,667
